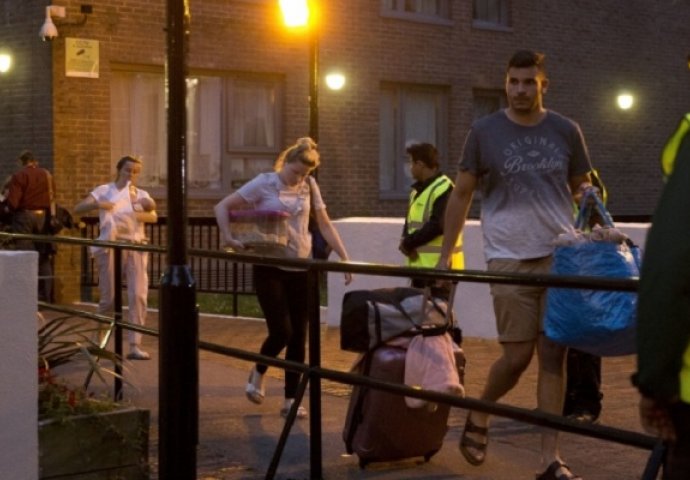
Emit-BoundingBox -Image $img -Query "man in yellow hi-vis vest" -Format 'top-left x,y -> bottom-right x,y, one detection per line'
634,108 -> 690,480
399,142 -> 464,299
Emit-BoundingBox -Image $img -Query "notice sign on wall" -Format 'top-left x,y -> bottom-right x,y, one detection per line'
65,38 -> 99,78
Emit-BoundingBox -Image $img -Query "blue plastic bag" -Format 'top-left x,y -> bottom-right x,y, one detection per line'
544,192 -> 640,356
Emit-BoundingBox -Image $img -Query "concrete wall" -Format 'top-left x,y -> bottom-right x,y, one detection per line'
327,218 -> 650,339
0,251 -> 38,480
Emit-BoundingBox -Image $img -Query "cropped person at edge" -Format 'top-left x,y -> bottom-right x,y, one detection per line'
214,137 -> 352,419
633,101 -> 690,480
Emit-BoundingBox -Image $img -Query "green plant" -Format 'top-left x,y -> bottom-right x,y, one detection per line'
38,371 -> 121,422
38,314 -> 126,422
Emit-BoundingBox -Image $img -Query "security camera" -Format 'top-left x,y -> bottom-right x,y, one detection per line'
40,25 -> 58,42
39,5 -> 65,42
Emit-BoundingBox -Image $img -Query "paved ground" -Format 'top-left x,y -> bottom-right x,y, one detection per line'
64,310 -> 658,480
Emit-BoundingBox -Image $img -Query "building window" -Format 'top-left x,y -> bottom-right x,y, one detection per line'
381,0 -> 450,21
379,84 -> 448,197
473,0 -> 510,28
472,89 -> 506,120
223,76 -> 282,189
110,70 -> 282,191
111,71 -> 167,187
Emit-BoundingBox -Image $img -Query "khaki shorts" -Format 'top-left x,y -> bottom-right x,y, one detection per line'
488,256 -> 552,343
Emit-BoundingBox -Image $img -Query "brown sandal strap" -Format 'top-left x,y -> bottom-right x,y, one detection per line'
460,435 -> 487,449
536,461 -> 582,480
465,419 -> 488,435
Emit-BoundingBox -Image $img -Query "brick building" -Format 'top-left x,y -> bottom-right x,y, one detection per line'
1,0 -> 689,302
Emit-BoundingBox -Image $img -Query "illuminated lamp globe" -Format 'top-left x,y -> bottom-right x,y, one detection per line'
617,93 -> 634,110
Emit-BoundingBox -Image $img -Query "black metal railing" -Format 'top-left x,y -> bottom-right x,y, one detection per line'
79,217 -> 255,295
2,231 -> 663,480
78,217 -> 254,316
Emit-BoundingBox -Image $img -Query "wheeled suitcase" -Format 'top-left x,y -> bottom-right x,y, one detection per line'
342,343 -> 466,468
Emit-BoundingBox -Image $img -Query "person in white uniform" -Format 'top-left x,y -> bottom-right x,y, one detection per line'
75,156 -> 157,360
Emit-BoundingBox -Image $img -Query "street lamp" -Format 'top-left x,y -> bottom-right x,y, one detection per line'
279,0 -> 319,142
279,0 -> 309,27
0,53 -> 11,74
325,71 -> 345,90
616,92 -> 634,110
278,6 -> 324,478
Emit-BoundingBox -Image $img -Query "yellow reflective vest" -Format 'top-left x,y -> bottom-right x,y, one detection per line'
661,112 -> 690,179
406,175 -> 464,269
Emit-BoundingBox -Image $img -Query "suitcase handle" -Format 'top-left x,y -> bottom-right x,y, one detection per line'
420,283 -> 457,319
408,283 -> 458,337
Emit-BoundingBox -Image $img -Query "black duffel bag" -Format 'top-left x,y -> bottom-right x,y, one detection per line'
340,287 -> 453,352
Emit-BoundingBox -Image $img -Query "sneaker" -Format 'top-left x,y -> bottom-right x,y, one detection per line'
245,368 -> 265,404
280,399 -> 307,419
127,345 -> 150,360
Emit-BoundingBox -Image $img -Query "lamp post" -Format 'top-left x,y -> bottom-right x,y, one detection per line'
279,0 -> 318,142
309,24 -> 319,143
279,3 -> 325,478
160,0 -> 198,479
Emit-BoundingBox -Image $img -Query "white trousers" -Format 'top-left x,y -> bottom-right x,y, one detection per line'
95,248 -> 149,346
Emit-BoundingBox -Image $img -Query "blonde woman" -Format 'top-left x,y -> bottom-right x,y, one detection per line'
214,137 -> 351,418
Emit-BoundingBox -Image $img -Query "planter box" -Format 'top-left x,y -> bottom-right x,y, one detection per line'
39,407 -> 150,480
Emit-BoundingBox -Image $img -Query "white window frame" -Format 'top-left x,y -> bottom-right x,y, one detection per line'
379,83 -> 449,198
110,70 -> 167,188
381,0 -> 452,24
110,68 -> 282,195
472,0 -> 511,29
222,74 -> 283,190
472,88 -> 507,121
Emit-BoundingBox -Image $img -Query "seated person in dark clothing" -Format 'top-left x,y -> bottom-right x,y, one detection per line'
6,150 -> 55,302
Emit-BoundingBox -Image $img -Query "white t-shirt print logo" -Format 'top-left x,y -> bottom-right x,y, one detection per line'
500,135 -> 567,198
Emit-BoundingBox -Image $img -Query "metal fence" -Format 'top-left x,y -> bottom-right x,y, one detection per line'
1,231 -> 664,480
79,216 -> 255,296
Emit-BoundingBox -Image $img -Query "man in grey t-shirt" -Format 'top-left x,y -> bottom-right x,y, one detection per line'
438,50 -> 594,480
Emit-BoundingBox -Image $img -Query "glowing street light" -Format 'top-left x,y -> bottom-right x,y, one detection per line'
325,72 -> 345,90
617,92 -> 634,110
279,0 -> 319,143
0,53 -> 11,73
279,0 -> 310,27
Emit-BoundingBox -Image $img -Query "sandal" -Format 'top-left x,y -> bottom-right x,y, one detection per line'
280,405 -> 308,419
280,399 -> 307,419
536,461 -> 582,480
245,368 -> 265,404
459,415 -> 489,466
